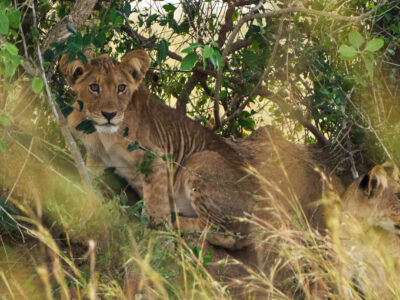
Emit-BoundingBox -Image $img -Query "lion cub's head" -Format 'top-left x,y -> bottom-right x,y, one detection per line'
59,50 -> 150,133
342,162 -> 400,234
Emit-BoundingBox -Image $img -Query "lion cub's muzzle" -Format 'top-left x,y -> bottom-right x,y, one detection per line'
90,111 -> 124,134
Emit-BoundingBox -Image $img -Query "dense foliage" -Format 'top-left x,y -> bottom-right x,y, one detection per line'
0,0 -> 400,298
1,1 -> 399,172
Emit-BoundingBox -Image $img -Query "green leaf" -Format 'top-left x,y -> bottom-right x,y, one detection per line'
5,43 -> 17,56
114,15 -> 123,25
181,43 -> 201,53
203,45 -> 214,58
61,106 -> 73,117
243,50 -> 258,68
77,100 -> 84,112
3,50 -> 21,78
295,123 -> 303,132
43,49 -> 54,62
123,2 -> 131,16
232,10 -> 238,22
83,33 -> 91,46
0,0 -> 10,10
0,116 -> 11,127
0,12 -> 9,35
7,8 -> 20,29
108,8 -> 116,22
364,55 -> 374,80
338,44 -> 357,59
163,3 -> 176,13
180,52 -> 199,70
76,120 -> 96,134
54,43 -> 67,55
365,38 -> 384,52
168,18 -> 180,34
136,152 -> 156,175
209,50 -> 222,69
161,153 -> 173,162
31,78 -> 44,93
157,39 -> 168,63
192,245 -> 201,258
74,32 -> 83,45
348,31 -> 364,49
77,52 -> 88,64
123,127 -> 129,137
145,14 -> 158,27
67,42 -> 80,52
0,139 -> 5,152
219,90 -> 227,99
238,111 -> 255,130
56,94 -> 74,117
202,250 -> 212,267
127,141 -> 140,152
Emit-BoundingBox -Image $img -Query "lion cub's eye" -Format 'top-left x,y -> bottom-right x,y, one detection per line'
118,84 -> 127,94
89,84 -> 99,93
396,192 -> 400,200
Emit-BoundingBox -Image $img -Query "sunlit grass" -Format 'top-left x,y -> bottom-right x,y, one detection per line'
3,143 -> 400,299
1,84 -> 400,300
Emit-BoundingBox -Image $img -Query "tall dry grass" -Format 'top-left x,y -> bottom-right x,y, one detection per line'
2,149 -> 400,299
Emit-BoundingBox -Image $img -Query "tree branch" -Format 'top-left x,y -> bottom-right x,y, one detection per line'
230,39 -> 253,52
176,64 -> 207,114
42,0 -> 98,51
218,2 -> 236,48
234,0 -> 260,6
213,1 -> 388,124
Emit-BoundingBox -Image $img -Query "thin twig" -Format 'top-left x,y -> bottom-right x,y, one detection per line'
13,0 -> 28,59
31,3 -> 93,192
341,93 -> 359,179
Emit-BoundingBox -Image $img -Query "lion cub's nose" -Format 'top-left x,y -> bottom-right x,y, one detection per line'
101,111 -> 117,121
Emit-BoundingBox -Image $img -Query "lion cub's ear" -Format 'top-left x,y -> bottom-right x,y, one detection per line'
121,50 -> 150,82
382,161 -> 399,181
359,165 -> 389,198
59,54 -> 85,86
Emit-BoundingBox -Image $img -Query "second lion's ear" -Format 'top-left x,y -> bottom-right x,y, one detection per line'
59,54 -> 85,86
359,173 -> 377,198
359,165 -> 388,198
121,50 -> 150,82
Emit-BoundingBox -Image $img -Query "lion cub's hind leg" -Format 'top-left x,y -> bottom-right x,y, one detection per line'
179,151 -> 258,250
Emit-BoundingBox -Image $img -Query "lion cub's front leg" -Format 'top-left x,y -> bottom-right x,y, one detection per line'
177,151 -> 257,249
141,157 -> 171,226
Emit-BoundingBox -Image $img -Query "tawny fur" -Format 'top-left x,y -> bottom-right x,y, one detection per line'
60,50 -> 341,249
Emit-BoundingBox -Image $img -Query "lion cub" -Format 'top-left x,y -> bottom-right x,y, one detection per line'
60,50 -> 261,249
